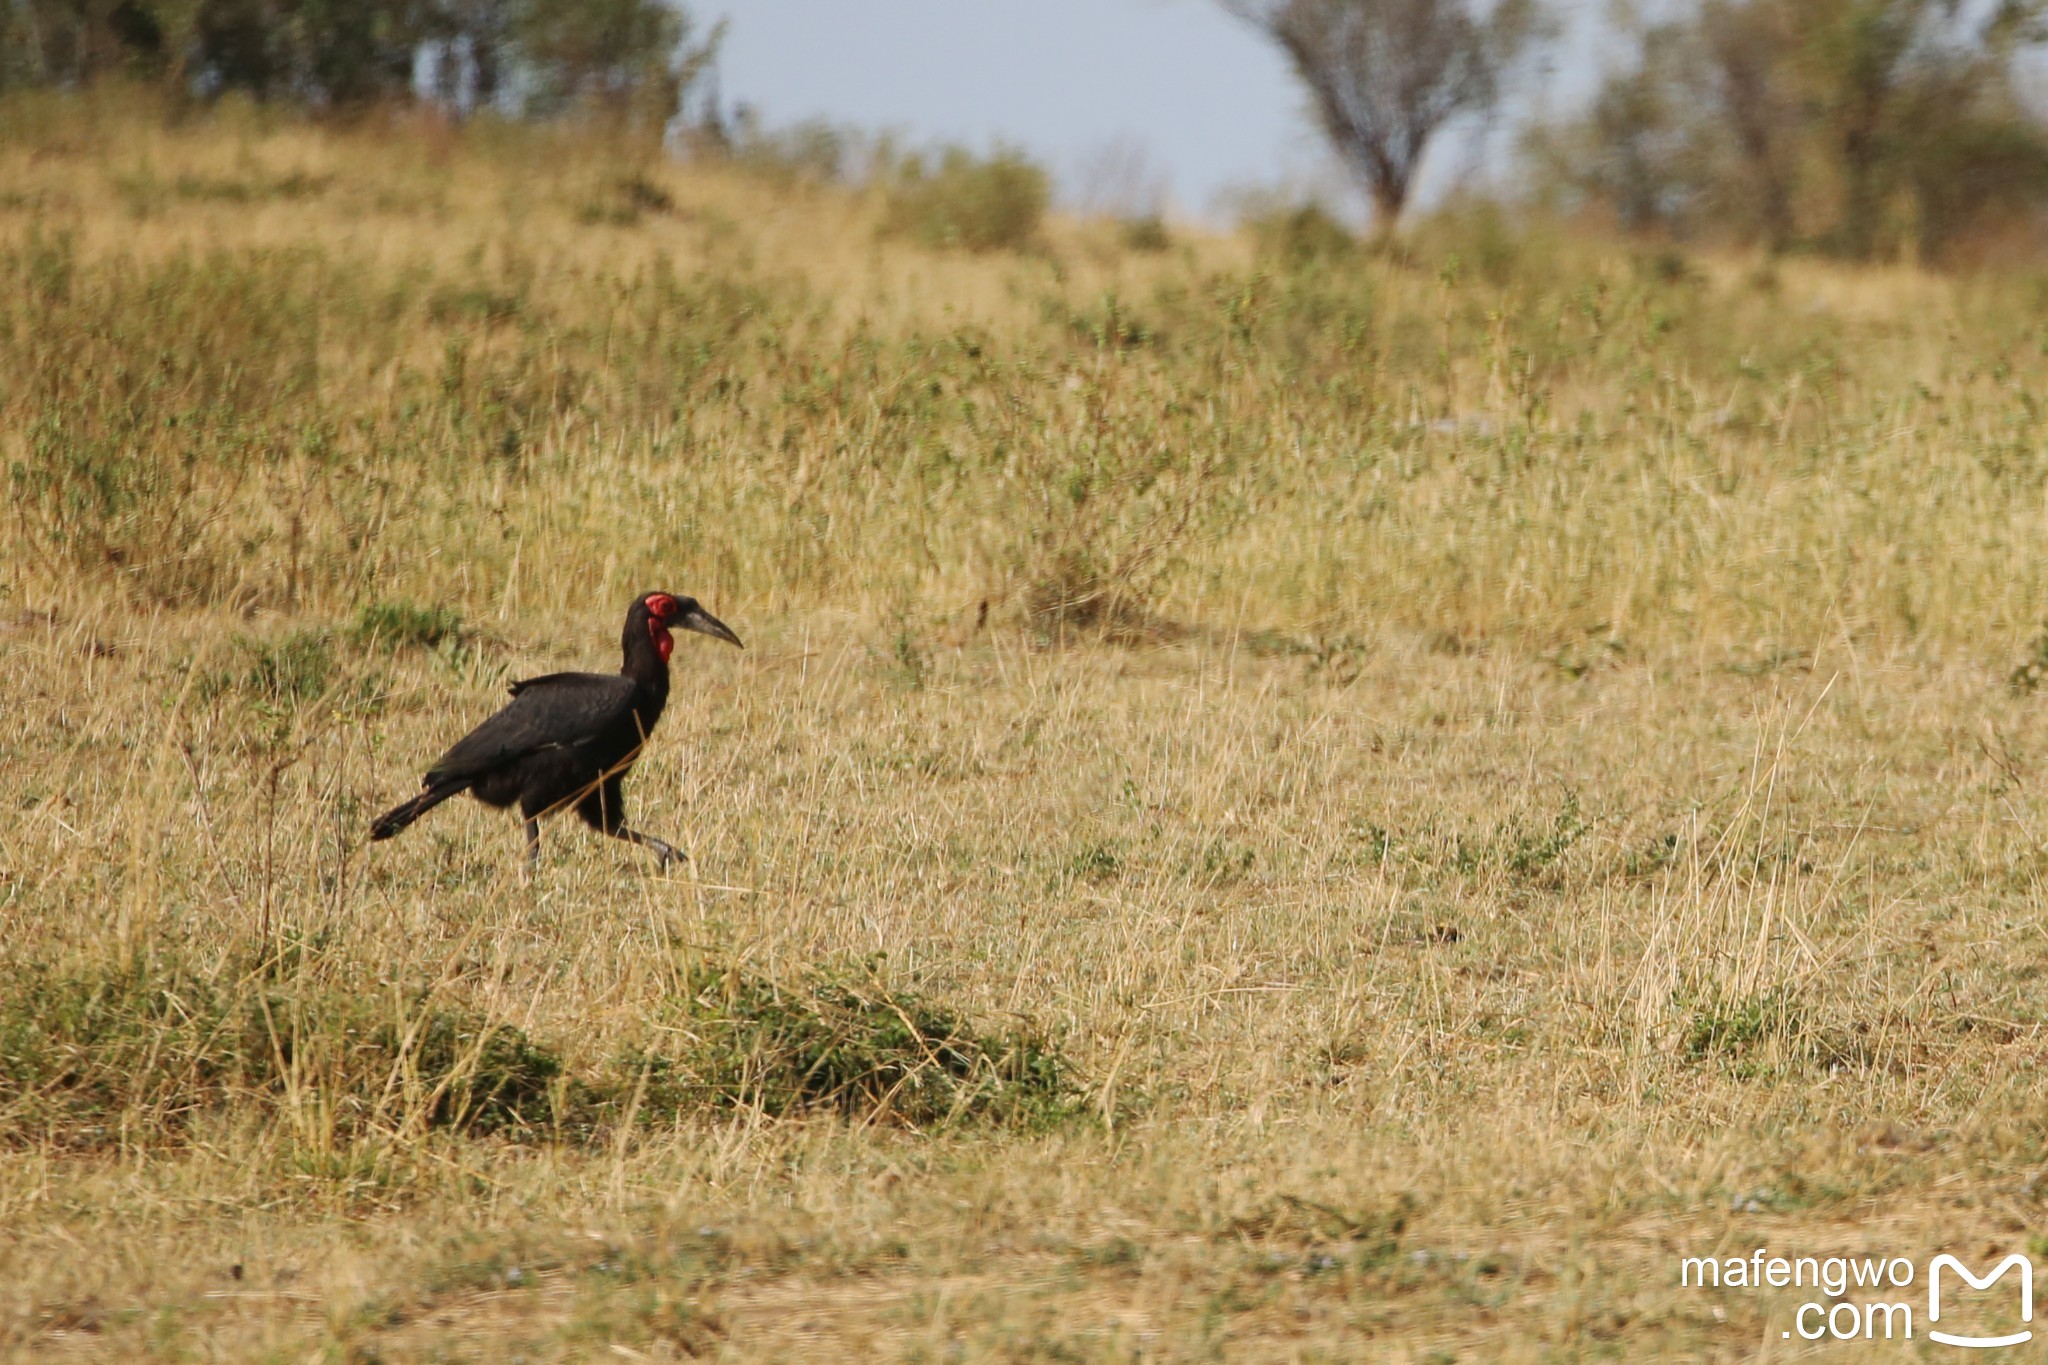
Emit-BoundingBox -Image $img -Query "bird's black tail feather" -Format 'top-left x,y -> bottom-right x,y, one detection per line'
370,784 -> 463,840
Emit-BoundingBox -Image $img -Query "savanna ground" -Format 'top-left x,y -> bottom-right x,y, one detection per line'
7,92 -> 2048,1361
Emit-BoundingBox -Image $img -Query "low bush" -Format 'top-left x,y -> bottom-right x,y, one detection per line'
880,144 -> 1049,253
0,951 -> 1079,1149
623,962 -> 1074,1130
1243,201 -> 1357,267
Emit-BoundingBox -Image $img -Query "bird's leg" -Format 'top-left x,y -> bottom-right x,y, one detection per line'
523,818 -> 541,877
614,826 -> 685,869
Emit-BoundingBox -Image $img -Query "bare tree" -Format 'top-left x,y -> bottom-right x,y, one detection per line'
1070,135 -> 1171,218
1224,0 -> 1541,229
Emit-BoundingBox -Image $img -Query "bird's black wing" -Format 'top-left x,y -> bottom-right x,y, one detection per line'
507,671 -> 604,697
424,672 -> 638,784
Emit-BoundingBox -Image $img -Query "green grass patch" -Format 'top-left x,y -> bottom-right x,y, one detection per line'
351,599 -> 465,651
197,629 -> 337,708
621,962 -> 1077,1130
0,952 -> 1079,1150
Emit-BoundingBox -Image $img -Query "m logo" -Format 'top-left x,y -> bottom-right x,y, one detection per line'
1928,1253 -> 2033,1349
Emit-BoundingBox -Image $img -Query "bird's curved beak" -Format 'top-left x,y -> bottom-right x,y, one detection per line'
682,605 -> 743,649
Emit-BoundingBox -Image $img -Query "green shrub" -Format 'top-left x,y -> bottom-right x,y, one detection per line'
881,144 -> 1049,253
240,630 -> 336,706
1244,201 -> 1357,266
574,173 -> 675,226
197,630 -> 337,708
624,962 -> 1075,1130
729,116 -> 860,186
1119,215 -> 1171,253
352,600 -> 465,651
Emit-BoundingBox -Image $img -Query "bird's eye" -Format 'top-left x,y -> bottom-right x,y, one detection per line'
646,594 -> 678,619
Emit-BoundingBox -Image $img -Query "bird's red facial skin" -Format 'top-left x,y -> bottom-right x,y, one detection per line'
644,595 -> 678,661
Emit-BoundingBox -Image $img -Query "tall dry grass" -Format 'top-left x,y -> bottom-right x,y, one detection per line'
5,90 -> 2048,1358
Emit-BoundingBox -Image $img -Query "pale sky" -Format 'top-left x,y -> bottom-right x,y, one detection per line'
712,1 -> 1606,223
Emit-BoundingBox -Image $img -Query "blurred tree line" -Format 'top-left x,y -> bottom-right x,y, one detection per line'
13,0 -> 2048,265
1531,0 -> 2048,261
0,0 -> 720,126
1231,0 -> 2048,263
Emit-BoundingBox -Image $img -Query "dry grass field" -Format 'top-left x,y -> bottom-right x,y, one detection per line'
9,92 -> 2048,1360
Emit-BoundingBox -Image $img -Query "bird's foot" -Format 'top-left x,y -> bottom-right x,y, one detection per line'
618,827 -> 687,871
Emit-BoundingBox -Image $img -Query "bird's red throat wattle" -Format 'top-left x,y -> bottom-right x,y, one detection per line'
644,594 -> 678,661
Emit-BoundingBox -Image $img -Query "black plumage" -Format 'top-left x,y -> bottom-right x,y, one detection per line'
370,591 -> 742,870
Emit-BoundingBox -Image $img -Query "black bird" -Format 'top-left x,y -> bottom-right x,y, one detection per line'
370,592 -> 742,870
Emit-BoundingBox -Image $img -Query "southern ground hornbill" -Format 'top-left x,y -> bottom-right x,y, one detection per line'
370,591 -> 742,870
